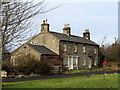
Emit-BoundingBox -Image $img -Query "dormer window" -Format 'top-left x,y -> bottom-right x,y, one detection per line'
74,45 -> 77,52
64,43 -> 67,51
83,46 -> 86,53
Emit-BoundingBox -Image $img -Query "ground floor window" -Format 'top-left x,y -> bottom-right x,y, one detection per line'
89,60 -> 91,68
73,57 -> 77,67
13,56 -> 16,65
94,60 -> 97,66
83,60 -> 86,66
63,55 -> 79,69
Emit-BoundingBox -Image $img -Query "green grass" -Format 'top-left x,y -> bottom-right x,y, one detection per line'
67,68 -> 107,73
2,74 -> 118,88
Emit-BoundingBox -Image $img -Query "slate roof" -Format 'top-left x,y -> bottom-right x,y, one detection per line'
3,48 -> 10,54
50,31 -> 99,46
28,44 -> 58,55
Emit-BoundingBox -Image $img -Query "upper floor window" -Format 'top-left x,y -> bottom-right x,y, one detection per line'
64,44 -> 67,51
74,45 -> 77,52
83,46 -> 86,53
94,48 -> 97,54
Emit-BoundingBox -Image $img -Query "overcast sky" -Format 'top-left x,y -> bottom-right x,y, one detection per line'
31,0 -> 118,46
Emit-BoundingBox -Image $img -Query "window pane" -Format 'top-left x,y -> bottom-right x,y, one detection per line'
94,60 -> 96,65
94,48 -> 96,54
74,45 -> 77,52
64,44 -> 66,51
69,57 -> 71,65
83,46 -> 86,53
73,57 -> 76,66
83,60 -> 86,66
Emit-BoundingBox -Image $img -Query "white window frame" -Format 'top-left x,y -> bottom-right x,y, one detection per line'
94,48 -> 97,54
64,43 -> 67,51
89,60 -> 92,68
83,46 -> 86,53
94,60 -> 97,66
13,56 -> 16,65
30,41 -> 33,44
73,57 -> 77,67
83,60 -> 86,66
65,55 -> 79,69
74,45 -> 77,52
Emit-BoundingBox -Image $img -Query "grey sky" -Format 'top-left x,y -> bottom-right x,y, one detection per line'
31,1 -> 118,46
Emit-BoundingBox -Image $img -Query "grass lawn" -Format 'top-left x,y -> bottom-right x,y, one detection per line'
67,68 -> 110,74
2,73 -> 118,88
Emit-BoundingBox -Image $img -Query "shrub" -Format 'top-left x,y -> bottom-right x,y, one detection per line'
35,61 -> 53,75
15,54 -> 54,75
2,62 -> 18,75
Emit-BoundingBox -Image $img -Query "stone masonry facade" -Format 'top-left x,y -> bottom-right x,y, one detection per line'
11,19 -> 99,70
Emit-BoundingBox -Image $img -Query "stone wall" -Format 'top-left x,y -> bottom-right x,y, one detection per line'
11,44 -> 41,64
59,41 -> 99,69
28,32 -> 60,55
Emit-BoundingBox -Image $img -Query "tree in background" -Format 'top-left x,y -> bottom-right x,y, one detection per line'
1,0 -> 61,51
99,37 -> 119,67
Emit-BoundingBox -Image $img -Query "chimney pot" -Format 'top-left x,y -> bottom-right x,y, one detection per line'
43,20 -> 45,24
46,19 -> 47,24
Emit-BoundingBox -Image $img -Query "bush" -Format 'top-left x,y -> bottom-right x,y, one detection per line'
35,61 -> 53,75
15,54 -> 54,75
2,62 -> 18,75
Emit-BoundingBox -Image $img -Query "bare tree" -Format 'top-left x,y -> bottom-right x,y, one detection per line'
1,0 -> 61,52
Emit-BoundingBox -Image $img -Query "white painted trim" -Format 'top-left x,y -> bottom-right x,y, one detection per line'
67,55 -> 79,70
89,60 -> 92,68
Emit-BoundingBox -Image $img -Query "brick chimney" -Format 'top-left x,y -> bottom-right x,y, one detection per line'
83,30 -> 90,40
41,19 -> 49,33
63,24 -> 71,36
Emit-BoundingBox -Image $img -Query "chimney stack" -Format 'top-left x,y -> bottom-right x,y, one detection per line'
83,30 -> 90,40
41,19 -> 49,33
63,24 -> 71,36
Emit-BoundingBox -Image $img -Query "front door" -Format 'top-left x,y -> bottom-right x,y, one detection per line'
69,56 -> 73,70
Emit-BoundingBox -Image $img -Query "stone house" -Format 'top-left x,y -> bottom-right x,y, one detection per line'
2,48 -> 11,63
11,20 -> 99,70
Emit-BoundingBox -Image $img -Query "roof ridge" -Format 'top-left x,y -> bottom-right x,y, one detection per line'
50,31 -> 99,46
50,31 -> 85,39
